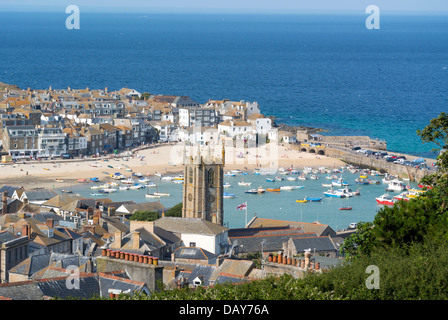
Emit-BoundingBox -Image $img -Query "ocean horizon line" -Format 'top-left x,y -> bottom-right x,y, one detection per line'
0,7 -> 448,16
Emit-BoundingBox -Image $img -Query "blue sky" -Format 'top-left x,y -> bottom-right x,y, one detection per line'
1,0 -> 448,14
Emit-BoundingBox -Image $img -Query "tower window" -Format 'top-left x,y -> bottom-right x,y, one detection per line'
189,167 -> 193,184
208,168 -> 215,185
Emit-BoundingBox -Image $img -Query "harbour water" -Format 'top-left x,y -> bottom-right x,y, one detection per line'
63,167 -> 418,231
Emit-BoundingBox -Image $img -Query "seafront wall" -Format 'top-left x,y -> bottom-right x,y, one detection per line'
325,148 -> 433,182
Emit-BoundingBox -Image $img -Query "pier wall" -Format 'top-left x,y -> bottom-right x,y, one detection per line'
325,148 -> 432,181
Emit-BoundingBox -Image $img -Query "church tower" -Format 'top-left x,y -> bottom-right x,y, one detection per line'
182,144 -> 224,226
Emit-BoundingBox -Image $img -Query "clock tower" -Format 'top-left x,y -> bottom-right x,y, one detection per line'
182,144 -> 224,226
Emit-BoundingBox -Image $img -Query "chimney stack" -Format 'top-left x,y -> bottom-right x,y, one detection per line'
22,224 -> 31,239
132,231 -> 140,250
46,218 -> 54,229
111,230 -> 122,249
2,191 -> 7,214
107,205 -> 116,217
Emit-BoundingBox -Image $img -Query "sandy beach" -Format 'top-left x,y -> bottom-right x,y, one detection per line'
0,143 -> 346,189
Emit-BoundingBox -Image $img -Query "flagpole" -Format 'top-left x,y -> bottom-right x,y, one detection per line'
245,202 -> 248,228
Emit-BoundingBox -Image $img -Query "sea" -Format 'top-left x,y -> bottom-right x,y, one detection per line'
0,11 -> 446,230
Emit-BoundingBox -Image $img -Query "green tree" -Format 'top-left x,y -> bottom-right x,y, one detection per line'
129,210 -> 159,221
165,202 -> 182,217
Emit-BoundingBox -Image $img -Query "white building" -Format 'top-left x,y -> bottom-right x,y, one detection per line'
38,127 -> 67,158
218,120 -> 255,141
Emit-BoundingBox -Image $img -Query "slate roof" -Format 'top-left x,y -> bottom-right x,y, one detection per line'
22,189 -> 58,202
175,264 -> 217,287
229,228 -> 317,254
290,236 -> 338,253
154,217 -> 228,236
246,217 -> 336,237
0,271 -> 144,300
41,194 -> 85,208
0,185 -> 22,197
173,246 -> 217,261
8,253 -> 52,277
116,201 -> 165,214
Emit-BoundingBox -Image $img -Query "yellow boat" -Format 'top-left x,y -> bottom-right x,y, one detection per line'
296,199 -> 308,203
360,175 -> 368,179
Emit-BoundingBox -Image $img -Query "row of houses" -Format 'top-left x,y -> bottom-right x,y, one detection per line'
0,86 -> 300,159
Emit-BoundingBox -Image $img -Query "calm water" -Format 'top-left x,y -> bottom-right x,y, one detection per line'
64,169 -> 418,231
0,12 -> 447,157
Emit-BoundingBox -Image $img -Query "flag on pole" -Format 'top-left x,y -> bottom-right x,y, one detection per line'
237,202 -> 247,210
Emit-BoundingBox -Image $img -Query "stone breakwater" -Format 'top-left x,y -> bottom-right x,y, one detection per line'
325,147 -> 434,181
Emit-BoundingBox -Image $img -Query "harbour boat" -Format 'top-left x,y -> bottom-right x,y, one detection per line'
394,192 -> 410,201
231,169 -> 242,174
133,172 -> 143,177
102,188 -> 118,193
266,178 -> 275,182
322,183 -> 333,188
355,178 -> 369,185
173,180 -> 184,184
310,174 -> 319,180
223,182 -> 231,188
368,179 -> 380,185
90,193 -> 103,196
298,174 -> 307,181
161,176 -> 174,181
238,181 -> 252,186
154,192 -> 170,197
89,177 -> 100,182
145,182 -> 157,187
138,177 -> 150,183
296,199 -> 307,203
339,187 -> 360,197
130,184 -> 145,190
153,172 -> 162,177
280,186 -> 300,191
224,172 -> 236,177
266,188 -> 280,192
122,178 -> 134,184
119,186 -> 130,191
332,178 -> 349,187
90,185 -> 102,190
145,193 -> 161,199
339,206 -> 352,210
323,189 -> 347,198
376,193 -> 397,205
223,192 -> 236,199
275,176 -> 284,181
287,177 -> 297,181
257,187 -> 266,193
385,179 -> 407,192
305,197 -> 323,202
77,178 -> 87,183
245,189 -> 258,194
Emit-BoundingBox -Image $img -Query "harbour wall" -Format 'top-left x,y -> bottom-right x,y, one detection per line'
325,147 -> 433,182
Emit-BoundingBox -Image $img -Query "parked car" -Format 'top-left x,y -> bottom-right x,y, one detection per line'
61,153 -> 73,159
352,146 -> 361,151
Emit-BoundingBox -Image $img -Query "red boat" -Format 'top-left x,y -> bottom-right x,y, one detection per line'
376,194 -> 397,205
339,206 -> 352,210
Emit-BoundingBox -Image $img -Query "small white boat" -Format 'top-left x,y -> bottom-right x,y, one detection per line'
223,192 -> 236,199
122,178 -> 134,184
238,181 -> 251,186
322,183 -> 333,188
119,186 -> 130,191
280,186 -> 300,191
376,193 -> 397,205
145,182 -> 157,187
223,182 -> 231,188
146,193 -> 161,199
154,192 -> 170,197
287,177 -> 297,181
130,184 -> 145,190
102,188 -> 118,193
139,177 -> 150,183
310,174 -> 319,180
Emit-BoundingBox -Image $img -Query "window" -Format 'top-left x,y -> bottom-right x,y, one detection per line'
189,168 -> 193,183
208,168 -> 215,185
189,242 -> 196,247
